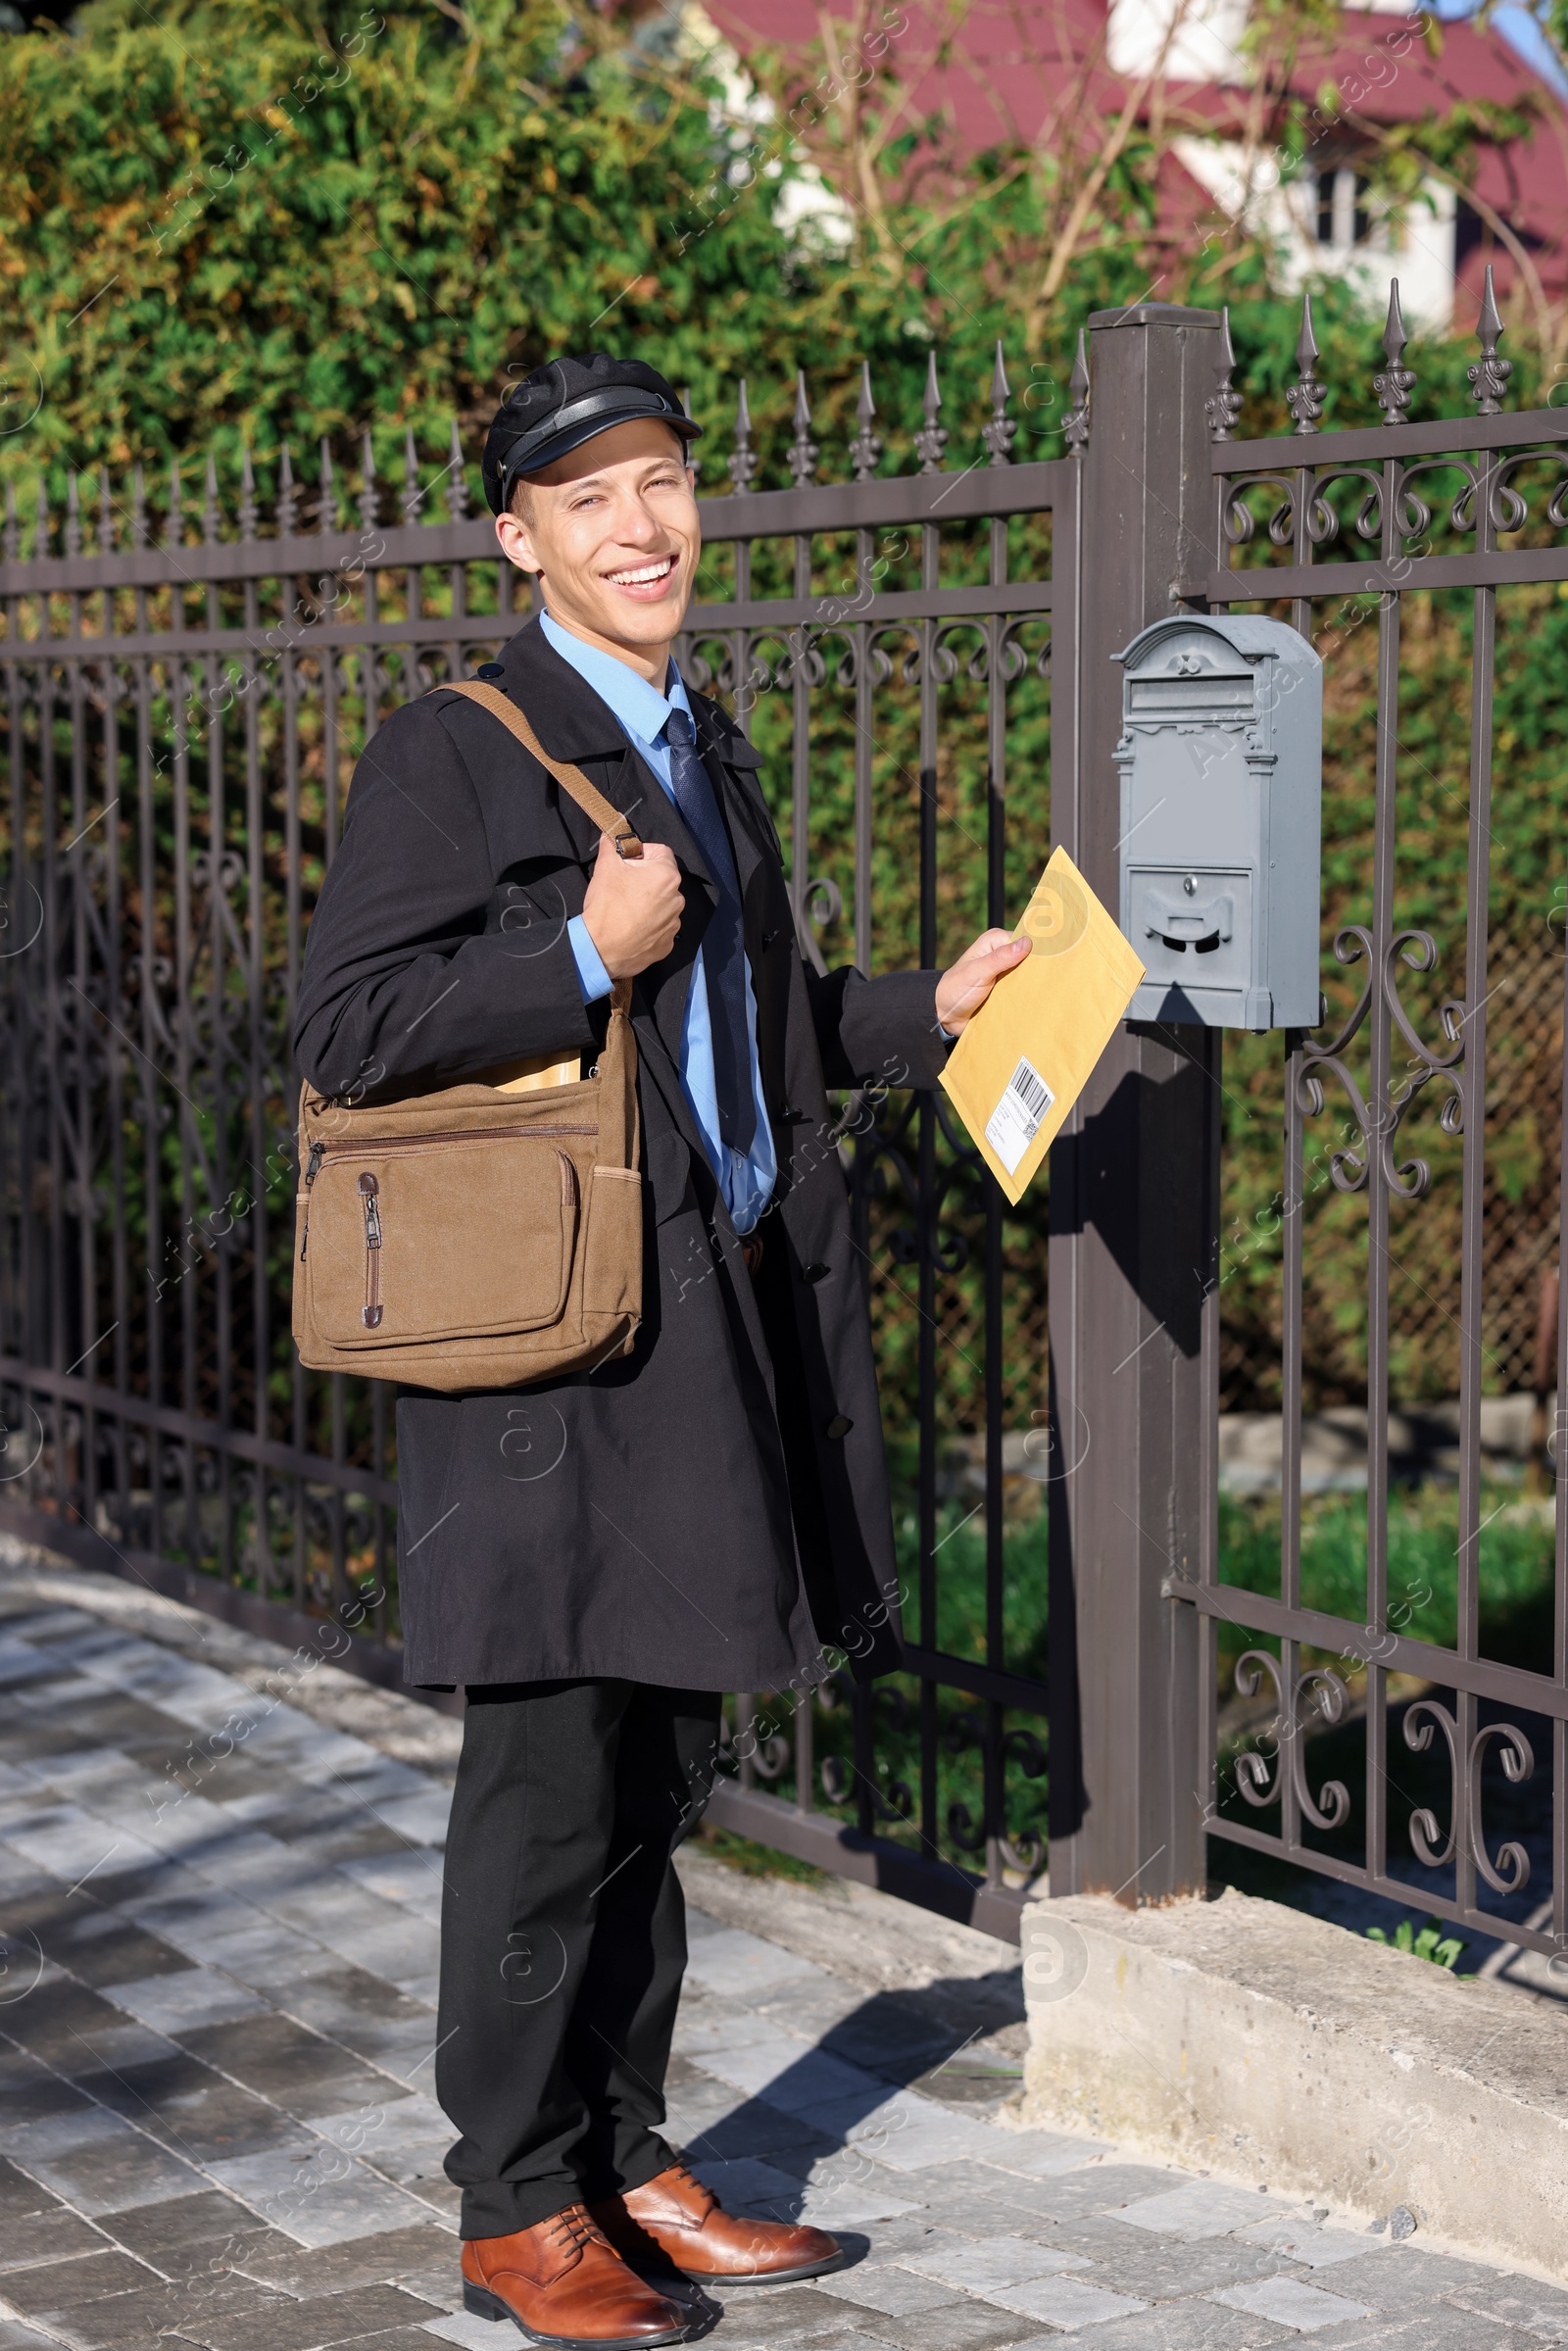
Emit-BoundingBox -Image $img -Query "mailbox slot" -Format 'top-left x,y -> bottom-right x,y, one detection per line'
1127,676 -> 1254,715
1130,866 -> 1251,993
1141,879 -> 1235,952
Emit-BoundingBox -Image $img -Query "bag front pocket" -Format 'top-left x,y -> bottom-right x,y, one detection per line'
581,1165 -> 643,1319
305,1133 -> 581,1348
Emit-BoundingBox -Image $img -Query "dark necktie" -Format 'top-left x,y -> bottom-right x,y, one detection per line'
663,707 -> 756,1154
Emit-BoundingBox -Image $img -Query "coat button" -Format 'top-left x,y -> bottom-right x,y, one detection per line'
779,1104 -> 808,1125
824,1414 -> 854,1441
762,928 -> 778,949
475,661 -> 505,680
801,1261 -> 830,1284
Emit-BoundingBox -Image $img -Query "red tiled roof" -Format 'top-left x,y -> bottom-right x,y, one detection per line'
706,2 -> 1568,305
1180,8 -> 1568,300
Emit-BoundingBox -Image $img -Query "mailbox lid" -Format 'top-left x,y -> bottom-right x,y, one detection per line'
1113,613 -> 1321,726
1113,612 -> 1321,676
1118,620 -> 1257,723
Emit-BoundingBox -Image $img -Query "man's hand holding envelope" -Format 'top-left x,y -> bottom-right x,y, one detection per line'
939,847 -> 1147,1206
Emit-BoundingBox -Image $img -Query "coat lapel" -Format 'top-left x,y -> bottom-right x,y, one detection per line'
500,616 -> 721,886
689,701 -> 797,1118
690,694 -> 774,907
704,748 -> 764,910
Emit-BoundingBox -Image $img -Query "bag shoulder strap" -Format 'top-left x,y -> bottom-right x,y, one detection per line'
439,680 -> 643,857
438,679 -> 637,1021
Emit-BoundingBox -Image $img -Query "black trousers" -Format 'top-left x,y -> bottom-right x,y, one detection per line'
436,1678 -> 723,2239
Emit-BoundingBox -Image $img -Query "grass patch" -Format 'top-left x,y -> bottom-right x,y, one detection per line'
886,1444 -> 1050,1680
692,1824 -> 834,1887
1366,1915 -> 1469,1970
735,1464 -> 1556,1885
875,1465 -> 1557,1719
884,1476 -> 1556,1688
1217,1484 -> 1555,1669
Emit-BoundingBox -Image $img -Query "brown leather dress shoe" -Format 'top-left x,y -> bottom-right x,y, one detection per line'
590,2159 -> 844,2284
462,2206 -> 688,2347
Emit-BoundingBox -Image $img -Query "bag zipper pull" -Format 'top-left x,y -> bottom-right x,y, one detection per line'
299,1139 -> 326,1259
359,1171 -> 383,1328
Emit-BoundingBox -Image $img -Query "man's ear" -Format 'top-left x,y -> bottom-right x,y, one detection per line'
496,510 -> 542,576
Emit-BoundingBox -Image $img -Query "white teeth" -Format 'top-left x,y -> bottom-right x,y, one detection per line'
608,559 -> 674,586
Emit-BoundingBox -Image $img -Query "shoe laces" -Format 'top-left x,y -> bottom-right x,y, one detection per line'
666,2159 -> 716,2213
545,2204 -> 607,2259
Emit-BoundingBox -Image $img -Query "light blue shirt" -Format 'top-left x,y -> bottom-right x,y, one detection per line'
542,610 -> 778,1236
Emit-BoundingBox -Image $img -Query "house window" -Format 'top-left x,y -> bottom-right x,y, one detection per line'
1315,167 -> 1369,247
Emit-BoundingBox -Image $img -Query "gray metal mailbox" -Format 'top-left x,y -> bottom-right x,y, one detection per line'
1113,613 -> 1322,1031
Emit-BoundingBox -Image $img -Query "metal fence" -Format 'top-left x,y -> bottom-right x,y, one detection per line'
6,281 -> 1568,1962
0,347 -> 1080,1940
1184,279 -> 1568,1962
1045,282 -> 1568,1968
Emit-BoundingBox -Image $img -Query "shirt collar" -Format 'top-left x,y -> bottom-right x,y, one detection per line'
539,609 -> 693,750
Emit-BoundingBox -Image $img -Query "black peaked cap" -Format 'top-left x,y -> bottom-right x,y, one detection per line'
482,353 -> 701,516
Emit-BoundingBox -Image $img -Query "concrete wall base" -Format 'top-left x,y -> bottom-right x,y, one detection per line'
1019,1886 -> 1568,2279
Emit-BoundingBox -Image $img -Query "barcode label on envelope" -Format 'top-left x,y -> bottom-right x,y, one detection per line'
985,1055 -> 1054,1175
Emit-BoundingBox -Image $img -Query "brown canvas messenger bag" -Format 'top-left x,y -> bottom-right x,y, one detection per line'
291,682 -> 644,1395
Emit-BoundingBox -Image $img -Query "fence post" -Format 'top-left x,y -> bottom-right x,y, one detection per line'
1048,303 -> 1223,1903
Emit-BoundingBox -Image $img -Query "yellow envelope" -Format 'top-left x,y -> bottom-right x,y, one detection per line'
939,847 -> 1146,1206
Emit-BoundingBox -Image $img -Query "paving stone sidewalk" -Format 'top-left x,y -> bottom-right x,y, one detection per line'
0,1552 -> 1563,2351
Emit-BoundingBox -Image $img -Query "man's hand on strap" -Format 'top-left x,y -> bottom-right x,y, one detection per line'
581,834 -> 685,978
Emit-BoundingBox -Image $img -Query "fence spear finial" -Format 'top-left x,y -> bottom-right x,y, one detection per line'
1064,327 -> 1091,458
359,430 -> 377,535
982,339 -> 1015,465
4,481 -> 17,565
789,368 -> 818,489
914,349 -> 948,473
239,446 -> 258,542
99,466 -> 114,557
165,459 -> 182,552
1468,262 -> 1511,416
1207,305 -> 1243,441
276,441 -> 297,539
849,360 -> 881,481
402,427 -> 421,526
131,464 -> 147,552
204,453 -> 221,544
445,419 -> 468,522
66,470 -> 80,559
1374,279 -> 1415,425
729,378 -> 758,493
34,473 -> 49,561
318,439 -> 336,535
1288,290 -> 1325,435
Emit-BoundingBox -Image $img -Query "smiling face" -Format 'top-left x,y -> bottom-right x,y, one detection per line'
494,417 -> 700,683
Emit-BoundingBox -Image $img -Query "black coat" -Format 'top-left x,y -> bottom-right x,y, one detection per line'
292,617 -> 948,1693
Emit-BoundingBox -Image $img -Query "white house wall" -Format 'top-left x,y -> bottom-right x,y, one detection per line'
1106,0 -> 1250,83
1173,135 -> 1455,327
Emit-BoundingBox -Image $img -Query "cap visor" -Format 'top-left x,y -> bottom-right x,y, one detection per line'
513,406 -> 700,482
